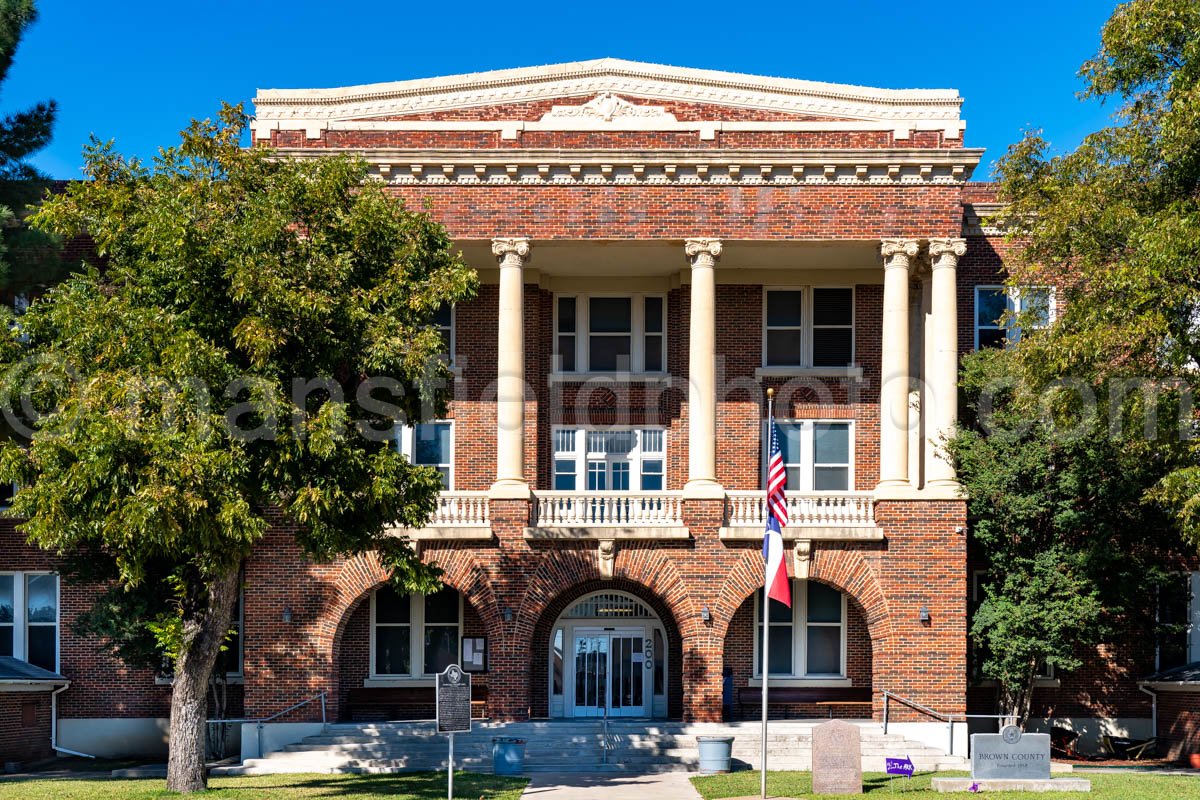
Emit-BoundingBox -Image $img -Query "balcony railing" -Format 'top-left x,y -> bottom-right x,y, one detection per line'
429,491 -> 491,527
725,491 -> 876,528
534,491 -> 684,527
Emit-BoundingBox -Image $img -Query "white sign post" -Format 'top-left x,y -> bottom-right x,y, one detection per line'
436,664 -> 472,799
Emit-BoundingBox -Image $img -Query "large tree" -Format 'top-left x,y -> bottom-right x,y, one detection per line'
994,0 -> 1200,542
2,104 -> 475,792
948,348 -> 1190,724
0,0 -> 61,292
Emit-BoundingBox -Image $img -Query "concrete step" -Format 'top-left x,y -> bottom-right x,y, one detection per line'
217,720 -> 970,777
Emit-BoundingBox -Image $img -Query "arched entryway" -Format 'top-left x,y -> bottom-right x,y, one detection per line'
529,579 -> 683,720
548,590 -> 669,718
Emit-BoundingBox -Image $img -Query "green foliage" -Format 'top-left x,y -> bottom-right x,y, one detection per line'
994,0 -> 1200,544
1,102 -> 475,665
949,348 -> 1190,722
0,0 -> 62,292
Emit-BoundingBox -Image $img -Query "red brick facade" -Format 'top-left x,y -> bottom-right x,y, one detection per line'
0,61 -> 1176,762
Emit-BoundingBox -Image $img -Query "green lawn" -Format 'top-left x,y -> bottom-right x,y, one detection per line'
691,770 -> 1200,799
0,771 -> 528,799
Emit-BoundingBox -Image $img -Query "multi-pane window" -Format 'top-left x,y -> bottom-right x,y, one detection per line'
214,588 -> 244,678
553,427 -> 667,491
771,421 -> 853,492
755,581 -> 846,677
0,572 -> 58,672
1157,572 -> 1199,671
974,287 -> 1054,349
764,288 -> 854,368
555,295 -> 667,373
422,587 -> 460,675
431,305 -> 454,365
396,422 -> 453,489
371,585 -> 462,678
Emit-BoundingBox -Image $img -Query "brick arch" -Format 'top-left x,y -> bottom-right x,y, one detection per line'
712,545 -> 893,649
526,576 -> 686,720
512,546 -> 698,642
324,548 -> 501,719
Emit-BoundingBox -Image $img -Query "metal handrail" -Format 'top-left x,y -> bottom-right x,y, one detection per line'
209,690 -> 328,760
881,689 -> 961,725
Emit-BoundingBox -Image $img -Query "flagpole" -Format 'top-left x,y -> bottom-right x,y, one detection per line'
761,387 -> 773,800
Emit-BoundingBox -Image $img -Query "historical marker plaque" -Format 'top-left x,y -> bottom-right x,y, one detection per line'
812,719 -> 863,795
970,726 -> 1051,780
436,664 -> 472,734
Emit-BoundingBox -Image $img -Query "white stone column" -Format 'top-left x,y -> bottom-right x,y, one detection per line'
877,238 -> 919,493
925,238 -> 967,490
683,238 -> 724,499
490,237 -> 531,499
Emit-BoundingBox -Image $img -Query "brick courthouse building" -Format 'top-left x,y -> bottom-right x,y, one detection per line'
2,60 -> 1197,765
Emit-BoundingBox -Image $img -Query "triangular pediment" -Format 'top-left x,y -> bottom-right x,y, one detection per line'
254,58 -> 963,127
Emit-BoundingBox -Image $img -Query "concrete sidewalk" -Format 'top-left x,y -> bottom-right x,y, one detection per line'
520,770 -> 703,799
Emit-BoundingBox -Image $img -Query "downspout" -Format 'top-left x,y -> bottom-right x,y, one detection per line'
51,683 -> 95,759
1137,683 -> 1158,740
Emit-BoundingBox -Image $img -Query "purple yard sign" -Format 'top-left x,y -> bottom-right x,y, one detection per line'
885,756 -> 915,777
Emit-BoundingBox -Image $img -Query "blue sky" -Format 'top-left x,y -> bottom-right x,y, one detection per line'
9,1 -> 1122,181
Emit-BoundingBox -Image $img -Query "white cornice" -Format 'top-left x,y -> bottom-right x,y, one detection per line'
963,201 -> 1006,236
272,146 -> 984,186
253,58 -> 966,139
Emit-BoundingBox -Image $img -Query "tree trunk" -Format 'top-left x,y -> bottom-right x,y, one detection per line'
166,565 -> 241,793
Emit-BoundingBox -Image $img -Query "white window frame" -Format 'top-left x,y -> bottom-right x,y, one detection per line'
432,304 -> 456,366
752,580 -> 848,681
762,287 -> 856,369
974,286 -> 1056,350
1155,571 -> 1200,670
396,420 -> 454,490
368,587 -> 464,681
554,294 -> 668,374
222,587 -> 245,679
0,571 -> 59,673
765,419 -> 855,493
551,425 -> 668,491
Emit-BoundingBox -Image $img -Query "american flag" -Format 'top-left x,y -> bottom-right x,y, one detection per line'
762,418 -> 791,608
766,420 -> 789,527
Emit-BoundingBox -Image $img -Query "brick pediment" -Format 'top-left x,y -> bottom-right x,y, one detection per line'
346,95 -> 860,125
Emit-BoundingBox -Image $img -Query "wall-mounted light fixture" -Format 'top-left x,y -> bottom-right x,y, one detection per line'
918,605 -> 931,625
282,606 -> 293,624
503,607 -> 514,623
701,605 -> 711,623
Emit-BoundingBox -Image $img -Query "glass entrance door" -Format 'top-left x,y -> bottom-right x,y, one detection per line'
572,629 -> 646,717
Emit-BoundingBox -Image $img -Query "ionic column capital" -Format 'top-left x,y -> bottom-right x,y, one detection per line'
492,236 -> 531,266
928,237 -> 967,270
880,238 -> 920,270
684,237 -> 723,267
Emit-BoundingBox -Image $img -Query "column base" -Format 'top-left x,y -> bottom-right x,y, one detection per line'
924,479 -> 965,499
682,479 -> 725,500
488,480 -> 531,500
873,480 -> 918,500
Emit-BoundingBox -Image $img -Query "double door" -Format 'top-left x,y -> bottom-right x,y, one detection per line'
572,628 -> 648,718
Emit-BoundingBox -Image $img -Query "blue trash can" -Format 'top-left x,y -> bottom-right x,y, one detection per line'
492,737 -> 527,775
697,735 -> 735,774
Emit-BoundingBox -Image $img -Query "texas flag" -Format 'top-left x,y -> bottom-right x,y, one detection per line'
763,419 -> 792,608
